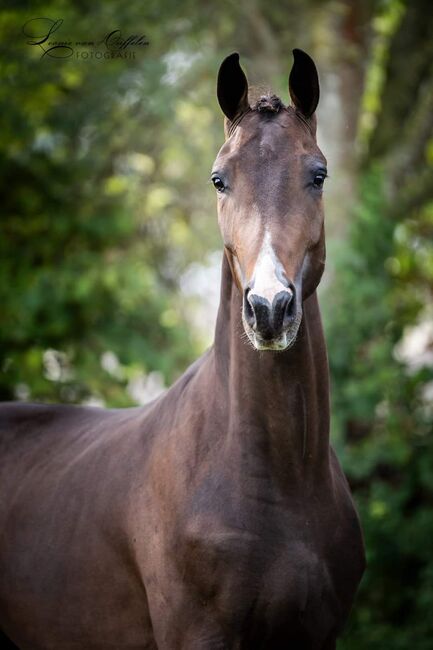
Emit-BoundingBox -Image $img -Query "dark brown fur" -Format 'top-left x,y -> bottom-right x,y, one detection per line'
0,51 -> 365,649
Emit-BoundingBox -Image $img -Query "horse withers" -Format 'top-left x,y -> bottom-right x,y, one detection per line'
0,50 -> 365,649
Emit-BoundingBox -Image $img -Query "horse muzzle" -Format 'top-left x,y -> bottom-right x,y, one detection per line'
242,285 -> 301,351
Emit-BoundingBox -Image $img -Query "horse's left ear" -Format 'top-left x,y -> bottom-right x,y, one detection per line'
289,49 -> 319,120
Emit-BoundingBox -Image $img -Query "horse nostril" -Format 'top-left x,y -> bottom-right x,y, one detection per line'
245,293 -> 274,338
284,286 -> 296,325
272,290 -> 296,330
283,290 -> 296,326
244,289 -> 256,329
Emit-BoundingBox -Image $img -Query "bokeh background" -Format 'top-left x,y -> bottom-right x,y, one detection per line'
1,0 -> 433,646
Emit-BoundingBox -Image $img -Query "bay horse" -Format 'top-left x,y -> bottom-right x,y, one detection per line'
0,50 -> 365,649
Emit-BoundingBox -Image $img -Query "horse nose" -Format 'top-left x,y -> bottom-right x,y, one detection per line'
244,288 -> 295,339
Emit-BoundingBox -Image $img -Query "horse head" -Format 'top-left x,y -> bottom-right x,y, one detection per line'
212,50 -> 327,350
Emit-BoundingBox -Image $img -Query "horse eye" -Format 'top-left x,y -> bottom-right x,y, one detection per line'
212,176 -> 225,192
313,172 -> 326,189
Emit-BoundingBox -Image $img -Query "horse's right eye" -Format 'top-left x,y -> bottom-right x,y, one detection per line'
212,176 -> 225,192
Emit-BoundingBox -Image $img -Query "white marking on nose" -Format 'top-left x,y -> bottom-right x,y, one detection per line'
250,230 -> 292,304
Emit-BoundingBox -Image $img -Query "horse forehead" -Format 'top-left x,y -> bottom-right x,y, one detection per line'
231,119 -> 310,167
257,119 -> 294,152
240,127 -> 300,186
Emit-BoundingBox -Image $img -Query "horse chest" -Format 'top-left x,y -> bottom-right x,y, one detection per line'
180,503 -> 341,636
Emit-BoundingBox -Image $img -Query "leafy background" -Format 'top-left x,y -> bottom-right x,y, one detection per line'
1,0 -> 433,646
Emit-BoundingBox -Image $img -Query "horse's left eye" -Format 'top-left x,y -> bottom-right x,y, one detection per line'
212,176 -> 225,192
313,172 -> 327,189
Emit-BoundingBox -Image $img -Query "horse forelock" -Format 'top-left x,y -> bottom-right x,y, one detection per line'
251,93 -> 285,114
226,93 -> 287,138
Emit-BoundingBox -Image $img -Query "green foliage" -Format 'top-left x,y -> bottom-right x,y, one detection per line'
0,1 -> 224,405
323,1 -> 433,643
325,166 -> 433,647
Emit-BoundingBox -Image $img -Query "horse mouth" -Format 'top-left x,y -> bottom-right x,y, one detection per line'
241,316 -> 301,351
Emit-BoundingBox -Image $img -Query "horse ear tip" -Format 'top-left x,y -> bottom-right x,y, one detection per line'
219,52 -> 239,63
292,48 -> 309,62
226,52 -> 240,63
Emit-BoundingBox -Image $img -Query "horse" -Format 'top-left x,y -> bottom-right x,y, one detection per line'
0,49 -> 365,649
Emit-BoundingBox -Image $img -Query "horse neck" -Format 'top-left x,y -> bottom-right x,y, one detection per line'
211,253 -> 331,486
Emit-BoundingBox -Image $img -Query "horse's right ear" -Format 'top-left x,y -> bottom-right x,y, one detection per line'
217,52 -> 249,122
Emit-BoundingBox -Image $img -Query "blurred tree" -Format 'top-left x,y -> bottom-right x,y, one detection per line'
323,0 -> 433,647
0,1 -> 224,405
